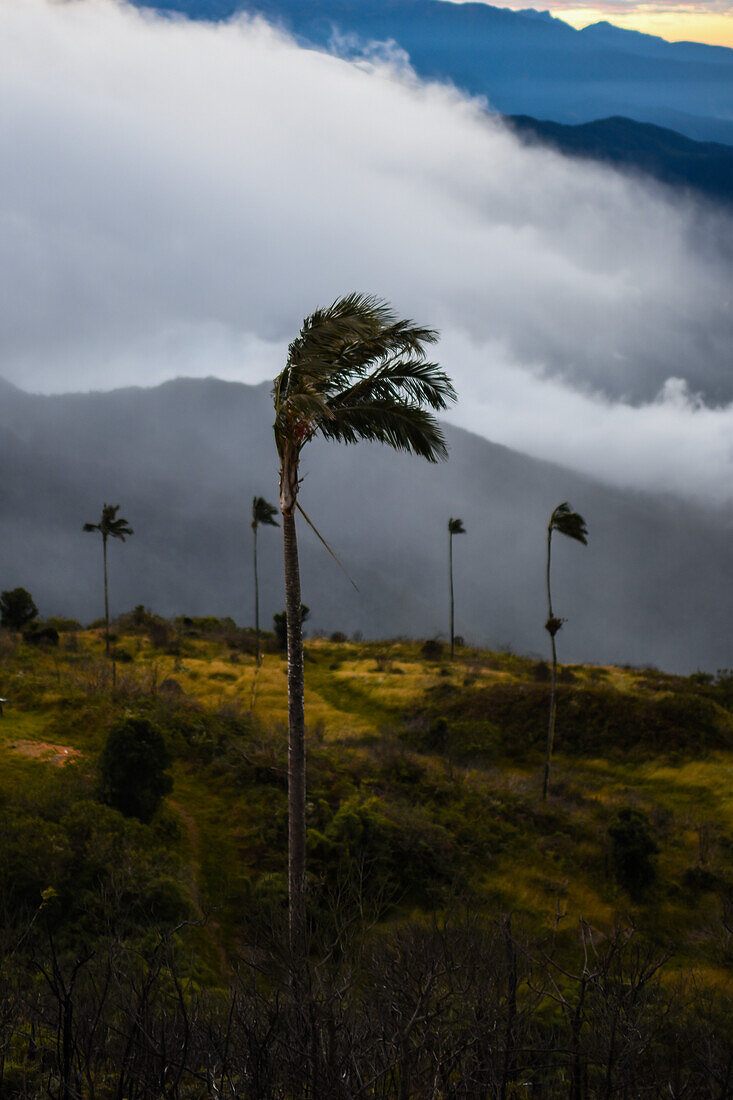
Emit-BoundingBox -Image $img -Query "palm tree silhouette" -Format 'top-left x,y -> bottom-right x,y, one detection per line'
251,496 -> 279,665
273,292 -> 455,960
448,517 -> 466,659
83,503 -> 134,657
543,502 -> 587,800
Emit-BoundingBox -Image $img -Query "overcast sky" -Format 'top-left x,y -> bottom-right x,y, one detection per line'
2,0 -> 733,503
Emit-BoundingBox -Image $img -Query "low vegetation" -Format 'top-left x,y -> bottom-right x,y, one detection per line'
0,617 -> 732,1094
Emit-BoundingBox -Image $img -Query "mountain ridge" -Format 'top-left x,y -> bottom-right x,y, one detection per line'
131,0 -> 733,142
2,375 -> 732,673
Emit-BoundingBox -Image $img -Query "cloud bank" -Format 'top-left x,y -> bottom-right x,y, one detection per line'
2,0 -> 733,501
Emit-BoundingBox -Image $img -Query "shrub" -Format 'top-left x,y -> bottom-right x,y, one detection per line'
110,646 -> 133,663
45,617 -> 82,633
0,587 -> 38,631
308,795 -> 455,905
421,639 -> 444,661
99,716 -> 173,823
608,807 -> 658,900
23,625 -> 59,647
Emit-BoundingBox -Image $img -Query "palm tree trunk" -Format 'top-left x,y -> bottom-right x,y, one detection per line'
282,508 -> 307,964
449,530 -> 455,660
543,528 -> 555,801
543,632 -> 558,801
253,525 -> 261,665
103,534 -> 110,658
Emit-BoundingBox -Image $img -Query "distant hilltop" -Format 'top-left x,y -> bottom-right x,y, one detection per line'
2,374 -> 733,672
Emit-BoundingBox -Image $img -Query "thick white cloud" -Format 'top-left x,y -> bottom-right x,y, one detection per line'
2,0 -> 733,500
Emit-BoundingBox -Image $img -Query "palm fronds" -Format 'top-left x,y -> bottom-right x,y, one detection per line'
273,293 -> 455,464
549,502 -> 588,545
252,496 -> 279,529
83,503 -> 133,541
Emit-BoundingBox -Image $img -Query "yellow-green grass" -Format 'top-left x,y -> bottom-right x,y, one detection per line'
2,626 -> 732,988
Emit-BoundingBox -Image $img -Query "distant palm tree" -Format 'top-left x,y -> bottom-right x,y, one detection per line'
543,502 -> 587,800
83,503 -> 134,657
273,292 -> 455,961
448,517 -> 465,659
251,496 -> 279,665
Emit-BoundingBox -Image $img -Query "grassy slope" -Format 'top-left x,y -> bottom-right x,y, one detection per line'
1,625 -> 731,989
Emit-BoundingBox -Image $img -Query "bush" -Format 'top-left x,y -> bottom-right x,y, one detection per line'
608,807 -> 658,900
23,625 -> 59,647
421,639 -> 444,661
0,587 -> 38,631
308,795 -> 455,905
99,716 -> 173,823
110,646 -> 133,663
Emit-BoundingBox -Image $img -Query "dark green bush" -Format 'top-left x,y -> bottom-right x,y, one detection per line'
308,795 -> 455,906
608,807 -> 658,899
0,588 -> 38,631
99,715 -> 173,823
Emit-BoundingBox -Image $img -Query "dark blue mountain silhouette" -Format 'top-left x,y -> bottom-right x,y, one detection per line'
507,115 -> 733,204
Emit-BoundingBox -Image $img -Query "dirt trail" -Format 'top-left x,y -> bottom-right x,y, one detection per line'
9,740 -> 81,766
170,800 -> 230,975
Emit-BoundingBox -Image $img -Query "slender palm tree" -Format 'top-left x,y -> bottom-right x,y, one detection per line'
251,496 -> 279,665
83,503 -> 134,657
543,502 -> 588,801
448,517 -> 466,659
273,292 -> 455,961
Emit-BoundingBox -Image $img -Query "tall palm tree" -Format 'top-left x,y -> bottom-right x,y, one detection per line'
251,496 -> 279,665
83,503 -> 134,657
543,502 -> 588,801
273,292 -> 455,960
448,517 -> 466,659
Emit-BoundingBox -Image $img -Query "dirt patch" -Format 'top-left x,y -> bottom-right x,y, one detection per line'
9,741 -> 81,766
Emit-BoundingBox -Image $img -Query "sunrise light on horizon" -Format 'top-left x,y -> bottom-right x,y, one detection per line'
445,0 -> 733,47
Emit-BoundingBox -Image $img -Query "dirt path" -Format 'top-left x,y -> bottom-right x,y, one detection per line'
171,800 -> 202,910
170,800 -> 230,975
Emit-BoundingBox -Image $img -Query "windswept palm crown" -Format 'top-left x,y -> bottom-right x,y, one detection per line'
448,517 -> 466,536
252,496 -> 279,531
549,503 -> 588,548
83,503 -> 134,542
273,293 -> 456,514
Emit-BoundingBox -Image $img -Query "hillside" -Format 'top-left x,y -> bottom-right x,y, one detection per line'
1,620 -> 731,1090
507,115 -> 733,206
2,376 -> 733,672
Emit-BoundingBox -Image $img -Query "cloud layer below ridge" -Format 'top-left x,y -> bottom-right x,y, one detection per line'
2,0 -> 733,500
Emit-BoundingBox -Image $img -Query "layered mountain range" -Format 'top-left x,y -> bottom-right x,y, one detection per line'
2,376 -> 731,673
129,0 -> 733,203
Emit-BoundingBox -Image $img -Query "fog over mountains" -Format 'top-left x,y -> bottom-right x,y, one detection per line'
134,0 -> 733,143
2,376 -> 731,674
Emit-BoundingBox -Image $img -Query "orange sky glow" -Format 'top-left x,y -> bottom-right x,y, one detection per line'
446,0 -> 733,47
555,8 -> 733,47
